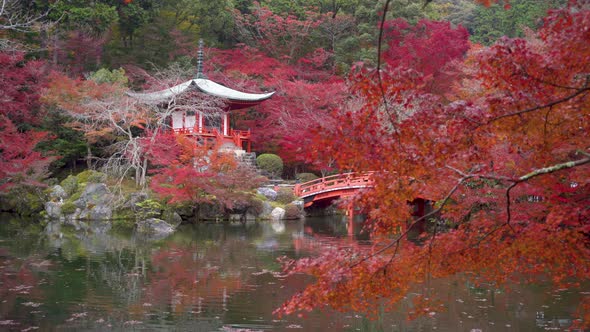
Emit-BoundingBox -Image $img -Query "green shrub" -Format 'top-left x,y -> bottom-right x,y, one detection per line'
296,172 -> 319,183
256,154 -> 283,178
0,186 -> 46,216
89,68 -> 128,86
284,203 -> 302,220
61,201 -> 77,215
60,175 -> 79,196
135,199 -> 163,220
76,170 -> 107,184
276,187 -> 296,205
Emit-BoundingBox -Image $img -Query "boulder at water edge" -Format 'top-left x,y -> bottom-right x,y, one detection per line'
45,201 -> 63,219
49,185 -> 67,200
136,218 -> 175,237
271,207 -> 285,220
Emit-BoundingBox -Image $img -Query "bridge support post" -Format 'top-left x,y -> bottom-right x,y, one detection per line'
347,202 -> 354,237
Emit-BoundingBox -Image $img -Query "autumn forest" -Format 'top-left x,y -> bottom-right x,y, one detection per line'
0,0 -> 589,328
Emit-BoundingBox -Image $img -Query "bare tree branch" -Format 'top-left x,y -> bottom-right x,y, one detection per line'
485,85 -> 590,124
0,0 -> 53,33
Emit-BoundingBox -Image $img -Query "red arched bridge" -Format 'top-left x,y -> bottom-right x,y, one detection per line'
294,172 -> 374,208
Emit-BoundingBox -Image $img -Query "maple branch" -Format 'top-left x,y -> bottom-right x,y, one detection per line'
524,72 -> 582,91
375,0 -> 396,127
504,182 -> 517,232
517,157 -> 590,182
451,156 -> 590,254
486,86 -> 590,124
351,175 -> 467,268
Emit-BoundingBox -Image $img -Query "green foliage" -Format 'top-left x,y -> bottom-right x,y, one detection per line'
296,172 -> 319,183
76,170 -> 107,184
471,0 -> 566,45
385,0 -> 431,24
89,68 -> 129,86
52,2 -> 118,35
61,201 -> 77,215
68,189 -> 83,204
0,186 -> 46,216
118,3 -> 150,38
256,154 -> 284,178
275,187 -> 296,205
60,175 -> 79,197
135,199 -> 163,220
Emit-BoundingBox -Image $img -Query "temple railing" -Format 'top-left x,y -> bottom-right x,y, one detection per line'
172,126 -> 252,151
173,126 -> 251,139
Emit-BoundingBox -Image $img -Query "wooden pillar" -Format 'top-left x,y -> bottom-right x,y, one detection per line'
347,202 -> 354,237
198,111 -> 203,133
247,129 -> 251,152
223,113 -> 229,136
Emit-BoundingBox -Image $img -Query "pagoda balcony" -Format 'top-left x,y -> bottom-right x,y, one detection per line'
173,126 -> 252,152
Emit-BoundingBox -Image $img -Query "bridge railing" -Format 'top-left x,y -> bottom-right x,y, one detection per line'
294,172 -> 374,198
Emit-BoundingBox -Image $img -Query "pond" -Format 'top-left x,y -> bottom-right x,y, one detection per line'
0,213 -> 584,331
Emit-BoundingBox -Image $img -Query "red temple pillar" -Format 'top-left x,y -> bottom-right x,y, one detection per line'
198,112 -> 203,133
223,113 -> 229,136
347,202 -> 354,238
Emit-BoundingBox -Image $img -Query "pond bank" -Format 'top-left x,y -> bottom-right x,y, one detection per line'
17,170 -> 307,237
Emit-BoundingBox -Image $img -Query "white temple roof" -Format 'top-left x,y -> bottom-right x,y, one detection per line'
194,78 -> 275,101
127,78 -> 275,104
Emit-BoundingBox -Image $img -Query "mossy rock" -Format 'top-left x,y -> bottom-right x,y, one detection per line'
76,170 -> 107,184
135,199 -> 163,220
61,201 -> 77,215
60,175 -> 79,197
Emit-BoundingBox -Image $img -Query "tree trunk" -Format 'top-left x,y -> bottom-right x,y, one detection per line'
140,157 -> 148,188
52,31 -> 59,67
86,145 -> 93,169
135,164 -> 141,187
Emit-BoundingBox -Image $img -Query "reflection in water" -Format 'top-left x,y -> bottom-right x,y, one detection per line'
0,214 -> 584,331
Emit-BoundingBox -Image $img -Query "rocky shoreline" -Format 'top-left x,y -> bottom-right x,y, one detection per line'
40,170 -> 305,238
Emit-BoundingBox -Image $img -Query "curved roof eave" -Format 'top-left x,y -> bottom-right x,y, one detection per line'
126,80 -> 193,103
127,79 -> 275,103
194,78 -> 275,102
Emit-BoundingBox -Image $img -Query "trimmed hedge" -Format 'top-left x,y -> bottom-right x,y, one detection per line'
256,154 -> 283,178
296,172 -> 319,183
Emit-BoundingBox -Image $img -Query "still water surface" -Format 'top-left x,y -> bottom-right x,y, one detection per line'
0,214 -> 583,331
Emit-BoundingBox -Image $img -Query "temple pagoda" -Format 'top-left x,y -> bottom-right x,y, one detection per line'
128,40 -> 274,152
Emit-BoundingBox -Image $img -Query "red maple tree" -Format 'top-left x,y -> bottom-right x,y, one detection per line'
149,134 -> 265,217
382,18 -> 470,96
0,52 -> 53,191
276,2 -> 590,324
209,46 -> 347,172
